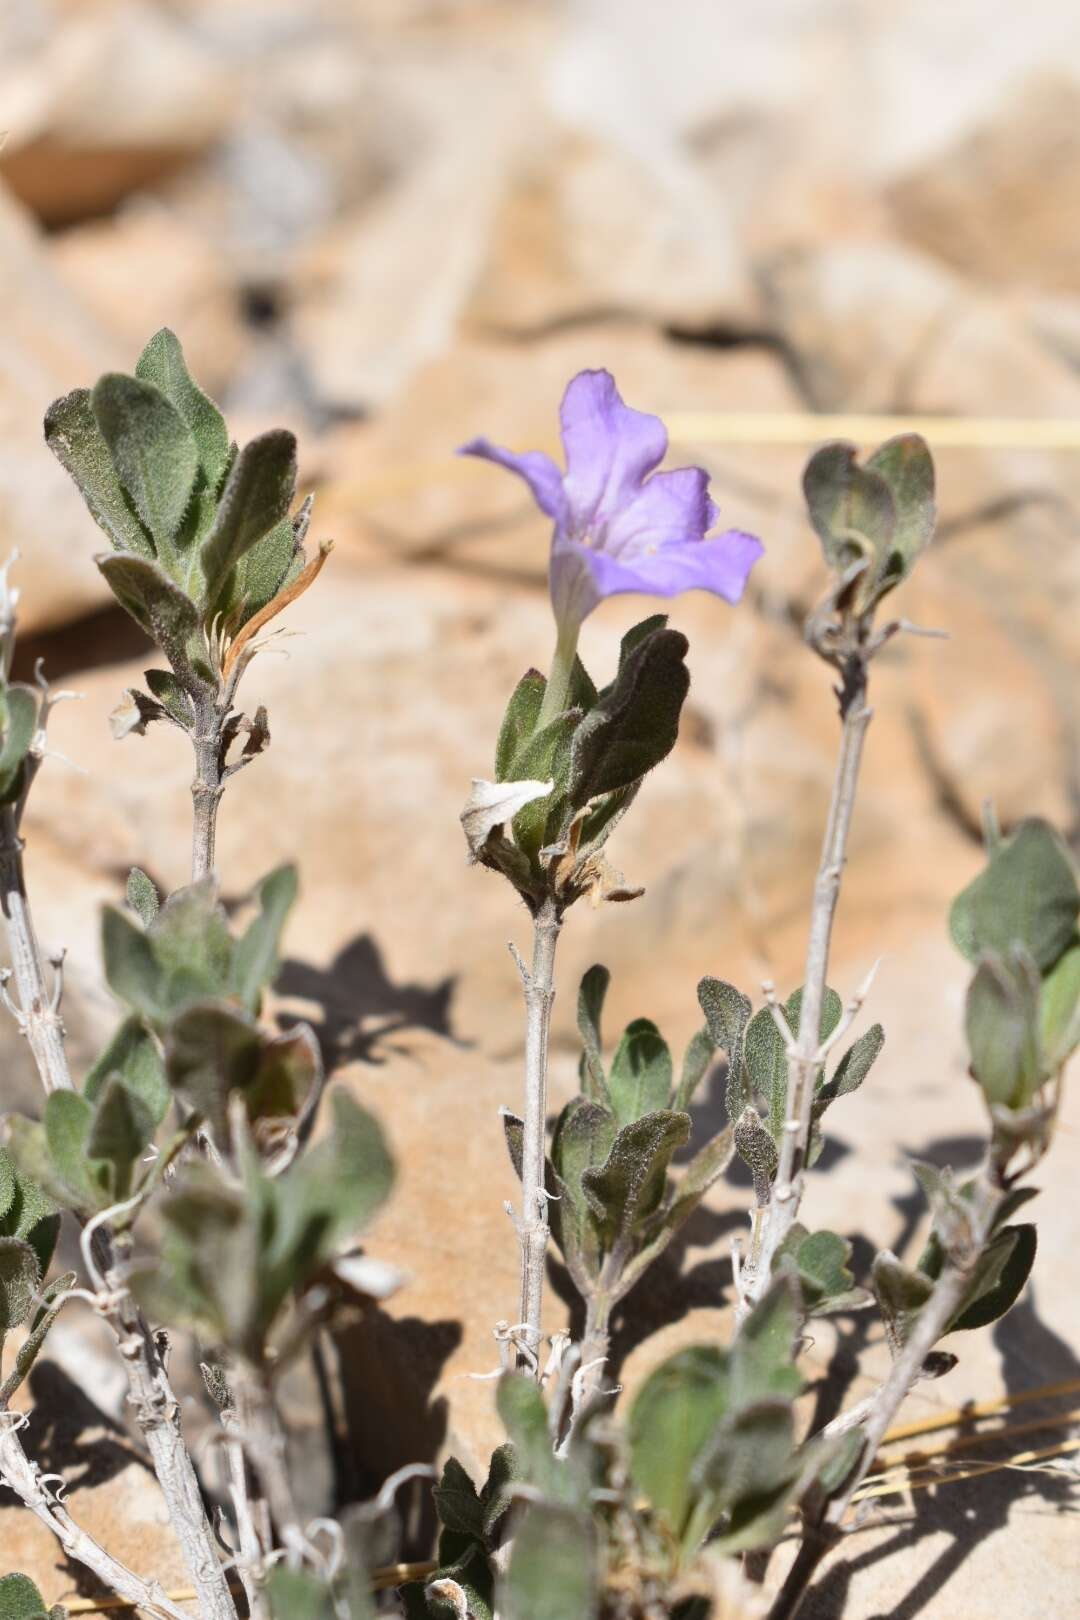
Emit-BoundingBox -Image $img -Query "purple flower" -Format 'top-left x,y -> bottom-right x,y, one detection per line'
460,369 -> 763,630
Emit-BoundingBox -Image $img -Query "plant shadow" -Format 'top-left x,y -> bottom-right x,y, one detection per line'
0,1361 -> 158,1603
278,934 -> 462,1071
317,1306 -> 463,1557
796,1134 -> 1080,1619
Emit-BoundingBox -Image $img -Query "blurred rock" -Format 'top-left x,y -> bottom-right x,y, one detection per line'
0,1362 -> 193,1601
291,58 -> 525,414
0,182 -> 119,631
888,74 -> 1080,295
468,130 -> 760,338
0,1 -> 229,226
49,200 -> 247,397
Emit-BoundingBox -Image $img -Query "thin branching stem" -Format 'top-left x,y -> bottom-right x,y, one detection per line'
741,659 -> 872,1314
0,1416 -> 194,1620
766,1170 -> 1005,1620
0,622 -> 237,1620
191,691 -> 226,883
512,896 -> 562,1372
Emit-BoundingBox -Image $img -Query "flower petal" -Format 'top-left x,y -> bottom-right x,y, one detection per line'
559,370 -> 667,536
458,438 -> 566,520
602,466 -> 715,561
570,528 -> 764,613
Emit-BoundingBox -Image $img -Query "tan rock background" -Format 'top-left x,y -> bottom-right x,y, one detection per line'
1,1 -> 1078,1615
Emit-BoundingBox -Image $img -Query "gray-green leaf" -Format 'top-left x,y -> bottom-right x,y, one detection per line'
92,373 -> 198,553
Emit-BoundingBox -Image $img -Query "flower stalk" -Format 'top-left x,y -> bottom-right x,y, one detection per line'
511,897 -> 562,1372
740,664 -> 872,1313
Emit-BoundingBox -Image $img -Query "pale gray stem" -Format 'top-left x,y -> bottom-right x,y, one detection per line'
222,1407 -> 271,1620
0,805 -> 236,1619
766,1173 -> 1003,1620
743,680 -> 872,1312
191,700 -> 225,883
99,1240 -> 240,1620
237,1376 -> 307,1570
0,1418 -> 193,1620
573,1290 -> 612,1412
0,808 -> 73,1094
514,898 -> 562,1373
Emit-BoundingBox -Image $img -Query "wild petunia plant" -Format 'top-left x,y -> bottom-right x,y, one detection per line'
460,370 -> 762,1379
0,344 -> 1075,1620
0,333 -> 392,1620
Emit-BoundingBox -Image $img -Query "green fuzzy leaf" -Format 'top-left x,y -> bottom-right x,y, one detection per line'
695,1399 -> 800,1553
607,1018 -> 673,1127
950,818 -> 1080,973
568,654 -> 599,713
0,1141 -> 61,1272
0,1575 -> 57,1620
245,1026 -> 321,1133
0,1237 -> 41,1337
200,430 -> 297,611
574,780 -> 640,865
85,1016 -> 169,1128
733,1107 -> 777,1204
150,881 -> 233,999
285,1089 -> 394,1248
568,626 -> 690,804
865,434 -> 935,595
126,867 -> 160,926
44,387 -> 154,556
481,1442 -> 518,1540
3,1119 -> 73,1218
729,1275 -> 802,1407
92,373 -> 198,555
0,686 -> 38,803
231,517 -> 300,627
872,1250 -> 934,1354
104,881 -> 234,1025
503,1504 -> 596,1620
231,864 -> 298,1014
44,1091 -> 99,1206
507,709 -> 580,864
629,1345 -> 729,1538
97,553 -> 205,687
8,1164 -> 59,1282
267,1567 -> 363,1620
86,1076 -> 156,1199
140,1171 -> 259,1351
418,1542 -> 494,1620
0,1269 -> 77,1405
549,1099 -> 616,1287
102,905 -> 165,1022
775,1226 -> 870,1316
672,1026 -> 716,1113
948,1224 -> 1037,1333
620,1126 -> 733,1298
576,964 -> 610,1102
144,669 -> 195,729
0,1151 -> 13,1224
1039,937 -> 1080,1068
617,613 -> 670,667
501,1108 -> 524,1183
496,1373 -> 561,1499
803,441 -> 896,599
965,950 -> 1042,1109
495,671 -> 546,781
581,1109 -> 690,1247
135,329 -> 230,494
697,978 -> 752,1057
745,986 -> 842,1142
433,1456 -> 485,1540
815,1023 -> 885,1114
